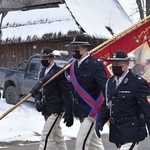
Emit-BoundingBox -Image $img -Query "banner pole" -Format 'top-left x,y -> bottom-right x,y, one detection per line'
89,15 -> 150,55
0,61 -> 75,120
1,16 -> 150,120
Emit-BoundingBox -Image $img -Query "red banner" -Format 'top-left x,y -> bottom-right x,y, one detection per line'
92,17 -> 150,84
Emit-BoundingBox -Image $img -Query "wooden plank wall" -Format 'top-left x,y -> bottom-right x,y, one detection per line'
0,37 -> 104,68
0,38 -> 73,68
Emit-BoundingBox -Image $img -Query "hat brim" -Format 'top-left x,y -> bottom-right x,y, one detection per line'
65,42 -> 93,47
106,57 -> 132,61
40,53 -> 54,57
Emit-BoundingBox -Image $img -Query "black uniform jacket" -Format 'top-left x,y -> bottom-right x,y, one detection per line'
70,55 -> 107,119
97,70 -> 150,144
35,63 -> 73,116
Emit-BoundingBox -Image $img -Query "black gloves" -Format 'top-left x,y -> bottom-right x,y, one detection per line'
35,100 -> 44,112
30,81 -> 43,97
63,113 -> 74,127
95,123 -> 103,138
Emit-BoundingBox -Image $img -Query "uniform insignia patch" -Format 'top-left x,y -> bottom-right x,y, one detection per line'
124,78 -> 128,84
146,96 -> 150,104
97,59 -> 102,61
113,53 -> 116,58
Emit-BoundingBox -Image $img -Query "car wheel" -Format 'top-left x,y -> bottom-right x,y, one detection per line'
5,86 -> 20,104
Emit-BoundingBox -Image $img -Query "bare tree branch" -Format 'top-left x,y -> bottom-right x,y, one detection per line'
136,0 -> 144,19
146,0 -> 150,16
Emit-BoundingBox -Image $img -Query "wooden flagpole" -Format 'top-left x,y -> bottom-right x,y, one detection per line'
1,16 -> 150,120
0,61 -> 75,120
89,15 -> 150,55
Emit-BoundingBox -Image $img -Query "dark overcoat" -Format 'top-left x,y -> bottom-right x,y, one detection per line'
35,63 -> 73,115
69,55 -> 107,119
97,70 -> 150,144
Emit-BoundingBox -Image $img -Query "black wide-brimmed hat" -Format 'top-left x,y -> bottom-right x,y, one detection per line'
66,34 -> 93,47
40,47 -> 54,57
107,50 -> 132,61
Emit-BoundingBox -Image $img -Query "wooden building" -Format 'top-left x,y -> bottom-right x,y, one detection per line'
0,0 -> 133,68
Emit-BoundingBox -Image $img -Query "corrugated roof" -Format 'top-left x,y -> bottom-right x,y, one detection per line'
1,0 -> 133,43
1,4 -> 80,43
65,0 -> 133,38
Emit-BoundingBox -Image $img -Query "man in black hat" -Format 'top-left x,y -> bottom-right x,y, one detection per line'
95,50 -> 150,150
30,47 -> 74,150
66,34 -> 107,150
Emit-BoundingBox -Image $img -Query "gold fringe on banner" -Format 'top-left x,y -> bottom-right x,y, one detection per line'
89,15 -> 150,56
1,16 -> 150,120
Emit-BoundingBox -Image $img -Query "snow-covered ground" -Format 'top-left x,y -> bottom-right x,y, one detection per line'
0,97 -> 109,142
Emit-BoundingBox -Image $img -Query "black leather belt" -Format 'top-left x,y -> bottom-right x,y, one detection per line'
110,113 -> 144,124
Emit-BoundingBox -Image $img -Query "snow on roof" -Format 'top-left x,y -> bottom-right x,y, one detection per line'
65,0 -> 133,39
1,4 -> 80,42
1,1 -> 133,43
